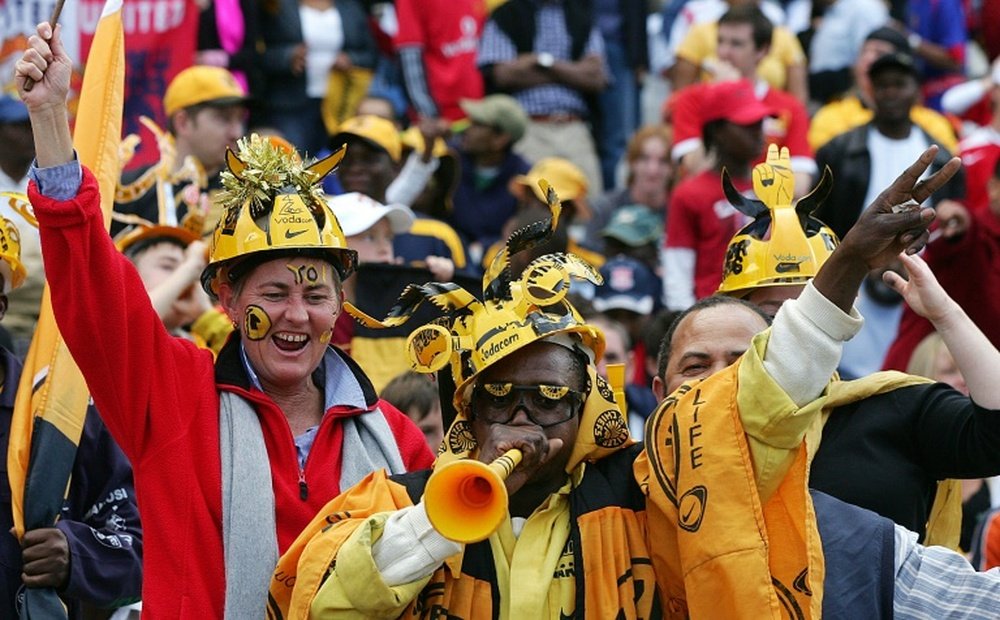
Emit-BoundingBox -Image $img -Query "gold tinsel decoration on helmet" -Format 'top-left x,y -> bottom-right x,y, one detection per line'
218,134 -> 322,221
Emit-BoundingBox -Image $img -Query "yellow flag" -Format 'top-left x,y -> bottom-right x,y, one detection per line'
8,0 -> 125,546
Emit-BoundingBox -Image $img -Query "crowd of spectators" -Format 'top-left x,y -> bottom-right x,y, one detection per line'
5,0 -> 1000,614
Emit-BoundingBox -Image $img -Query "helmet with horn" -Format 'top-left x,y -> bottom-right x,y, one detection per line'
0,193 -> 31,293
718,144 -> 840,297
200,134 -> 357,297
345,181 -> 605,412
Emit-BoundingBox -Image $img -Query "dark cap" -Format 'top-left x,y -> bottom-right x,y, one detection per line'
592,255 -> 662,315
460,95 -> 528,142
601,205 -> 663,247
868,51 -> 920,79
864,27 -> 911,55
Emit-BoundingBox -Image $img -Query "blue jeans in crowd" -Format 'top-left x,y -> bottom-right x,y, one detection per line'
597,38 -> 639,191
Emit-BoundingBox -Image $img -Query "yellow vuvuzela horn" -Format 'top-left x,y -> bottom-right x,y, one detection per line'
424,449 -> 523,543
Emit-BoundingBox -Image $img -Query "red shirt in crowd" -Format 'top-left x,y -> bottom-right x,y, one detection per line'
664,169 -> 751,307
958,126 -> 1000,214
883,208 -> 1000,371
394,0 -> 485,121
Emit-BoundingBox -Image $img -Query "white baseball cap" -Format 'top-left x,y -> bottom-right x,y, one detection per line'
326,192 -> 415,236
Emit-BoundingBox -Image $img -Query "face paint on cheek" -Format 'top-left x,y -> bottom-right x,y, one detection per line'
243,305 -> 273,341
319,329 -> 332,345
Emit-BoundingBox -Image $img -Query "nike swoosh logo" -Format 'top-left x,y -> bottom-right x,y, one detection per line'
683,503 -> 696,521
285,229 -> 308,239
774,261 -> 803,273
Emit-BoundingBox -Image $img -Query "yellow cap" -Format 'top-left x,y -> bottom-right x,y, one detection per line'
331,115 -> 402,162
163,66 -> 247,117
511,158 -> 590,218
400,126 -> 451,159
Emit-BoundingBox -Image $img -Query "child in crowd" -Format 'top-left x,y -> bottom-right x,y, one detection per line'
115,222 -> 231,354
381,371 -> 444,451
327,192 -> 416,351
328,192 -> 454,389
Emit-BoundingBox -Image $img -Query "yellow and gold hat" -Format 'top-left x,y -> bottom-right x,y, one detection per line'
346,182 -> 605,412
330,115 -> 403,162
718,144 -> 840,297
511,158 -> 590,219
200,134 -> 358,297
163,66 -> 248,117
0,193 -> 30,293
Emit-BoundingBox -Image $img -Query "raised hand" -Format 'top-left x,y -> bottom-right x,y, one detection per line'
838,145 -> 961,271
882,252 -> 957,324
885,252 -> 1000,409
14,21 -> 75,168
812,146 -> 961,313
14,22 -> 72,114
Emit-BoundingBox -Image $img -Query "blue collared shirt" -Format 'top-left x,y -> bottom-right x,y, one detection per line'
28,155 -> 83,200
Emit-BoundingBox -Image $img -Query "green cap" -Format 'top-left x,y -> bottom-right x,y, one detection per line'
601,205 -> 663,247
459,95 -> 529,142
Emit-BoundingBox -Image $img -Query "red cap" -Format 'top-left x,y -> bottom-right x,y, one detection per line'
701,80 -> 774,126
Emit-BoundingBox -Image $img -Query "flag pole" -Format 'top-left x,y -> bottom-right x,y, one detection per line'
22,0 -> 67,92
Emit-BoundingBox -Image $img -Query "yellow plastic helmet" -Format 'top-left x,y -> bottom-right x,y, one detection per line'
346,180 -> 605,412
115,223 -> 201,259
200,134 -> 358,297
400,126 -> 451,159
0,193 -> 28,293
718,145 -> 840,297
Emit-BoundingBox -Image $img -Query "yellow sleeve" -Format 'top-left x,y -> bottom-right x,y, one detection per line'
911,106 -> 959,153
807,107 -> 834,152
808,99 -> 868,151
309,513 -> 433,619
772,28 -> 805,66
189,308 -> 234,357
409,218 -> 468,269
675,23 -> 716,64
736,330 -> 827,500
271,470 -> 419,618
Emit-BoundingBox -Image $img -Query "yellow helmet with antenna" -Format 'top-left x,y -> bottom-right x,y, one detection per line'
0,193 -> 33,293
345,181 -> 605,410
718,145 -> 840,297
200,135 -> 358,297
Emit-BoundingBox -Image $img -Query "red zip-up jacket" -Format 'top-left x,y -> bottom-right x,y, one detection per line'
31,169 -> 434,618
